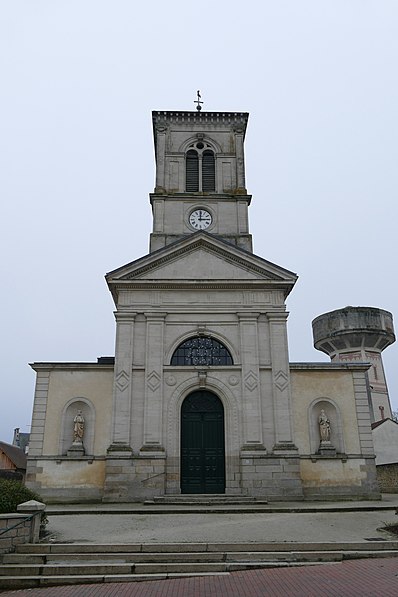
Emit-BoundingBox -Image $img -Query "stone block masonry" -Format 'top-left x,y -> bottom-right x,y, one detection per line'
0,515 -> 31,554
376,463 -> 398,493
0,501 -> 45,554
103,455 -> 166,502
240,455 -> 304,500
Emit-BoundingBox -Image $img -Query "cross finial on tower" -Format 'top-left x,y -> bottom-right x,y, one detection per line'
194,90 -> 203,111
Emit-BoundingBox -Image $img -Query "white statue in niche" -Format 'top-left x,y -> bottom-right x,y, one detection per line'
73,410 -> 85,444
319,409 -> 331,443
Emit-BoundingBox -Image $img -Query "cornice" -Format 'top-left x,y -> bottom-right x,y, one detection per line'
111,280 -> 294,291
152,111 -> 249,150
30,363 -> 114,371
108,280 -> 292,306
289,362 -> 371,371
149,193 -> 252,204
152,111 -> 249,126
30,361 -> 371,373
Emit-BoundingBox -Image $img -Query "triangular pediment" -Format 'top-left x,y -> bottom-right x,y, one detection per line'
107,233 -> 296,281
106,233 -> 297,302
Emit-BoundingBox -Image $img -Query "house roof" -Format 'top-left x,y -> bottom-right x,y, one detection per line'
371,417 -> 398,430
0,441 -> 27,470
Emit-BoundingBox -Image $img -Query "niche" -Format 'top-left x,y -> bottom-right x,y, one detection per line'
308,399 -> 344,455
59,398 -> 95,456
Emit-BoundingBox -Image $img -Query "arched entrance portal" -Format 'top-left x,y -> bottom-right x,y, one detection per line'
181,390 -> 225,494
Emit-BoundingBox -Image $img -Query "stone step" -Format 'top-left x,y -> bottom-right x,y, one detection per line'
14,540 -> 398,554
0,563 -> 135,576
4,549 -> 398,568
45,504 -> 398,516
134,562 -> 228,574
3,541 -> 398,591
0,572 -> 231,590
3,551 -> 226,564
149,495 -> 268,505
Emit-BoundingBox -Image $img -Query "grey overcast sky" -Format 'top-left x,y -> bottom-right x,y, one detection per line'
1,1 -> 397,443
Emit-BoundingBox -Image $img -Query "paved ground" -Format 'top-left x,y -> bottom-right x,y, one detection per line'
42,496 -> 398,544
1,496 -> 398,596
43,509 -> 398,544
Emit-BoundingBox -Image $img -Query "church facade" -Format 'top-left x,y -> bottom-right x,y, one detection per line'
26,110 -> 380,502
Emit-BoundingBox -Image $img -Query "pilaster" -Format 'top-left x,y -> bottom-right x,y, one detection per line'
268,311 -> 297,453
154,125 -> 167,193
141,313 -> 167,453
352,370 -> 375,456
238,312 -> 265,452
27,370 -> 50,457
234,129 -> 246,193
108,312 -> 136,452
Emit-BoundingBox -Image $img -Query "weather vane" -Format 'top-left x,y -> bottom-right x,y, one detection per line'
194,90 -> 203,111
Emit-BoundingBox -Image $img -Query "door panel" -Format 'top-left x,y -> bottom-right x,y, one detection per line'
181,391 -> 225,494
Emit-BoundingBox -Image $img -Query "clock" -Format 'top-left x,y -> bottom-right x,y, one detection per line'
189,209 -> 212,230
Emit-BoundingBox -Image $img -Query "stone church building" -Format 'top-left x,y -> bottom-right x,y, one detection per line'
27,109 -> 385,502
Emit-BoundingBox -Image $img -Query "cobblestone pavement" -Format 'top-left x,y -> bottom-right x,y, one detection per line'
2,558 -> 398,596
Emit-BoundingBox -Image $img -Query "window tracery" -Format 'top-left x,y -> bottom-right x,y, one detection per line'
185,142 -> 215,192
171,336 -> 233,366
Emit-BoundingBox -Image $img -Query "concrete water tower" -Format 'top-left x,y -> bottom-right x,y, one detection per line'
312,307 -> 395,422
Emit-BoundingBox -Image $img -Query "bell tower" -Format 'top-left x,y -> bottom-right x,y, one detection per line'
150,110 -> 252,252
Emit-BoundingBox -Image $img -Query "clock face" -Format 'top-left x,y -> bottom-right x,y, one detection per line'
189,209 -> 212,230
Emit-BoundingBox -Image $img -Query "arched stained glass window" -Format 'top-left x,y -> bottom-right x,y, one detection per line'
171,336 -> 233,366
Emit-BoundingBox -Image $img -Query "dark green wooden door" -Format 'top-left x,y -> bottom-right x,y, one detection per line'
181,391 -> 225,494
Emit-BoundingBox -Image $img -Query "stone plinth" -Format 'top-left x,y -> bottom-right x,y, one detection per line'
67,443 -> 85,457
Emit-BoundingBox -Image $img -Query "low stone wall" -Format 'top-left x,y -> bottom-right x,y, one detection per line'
0,514 -> 32,554
376,463 -> 398,493
0,501 -> 46,554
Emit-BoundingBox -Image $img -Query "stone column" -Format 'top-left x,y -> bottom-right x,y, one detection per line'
108,312 -> 136,452
238,313 -> 265,452
234,129 -> 246,193
268,312 -> 297,453
141,313 -> 166,453
155,126 -> 167,193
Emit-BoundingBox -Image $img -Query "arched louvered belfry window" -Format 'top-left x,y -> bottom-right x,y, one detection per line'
185,142 -> 216,192
186,150 -> 199,192
202,150 -> 215,191
171,336 -> 233,366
